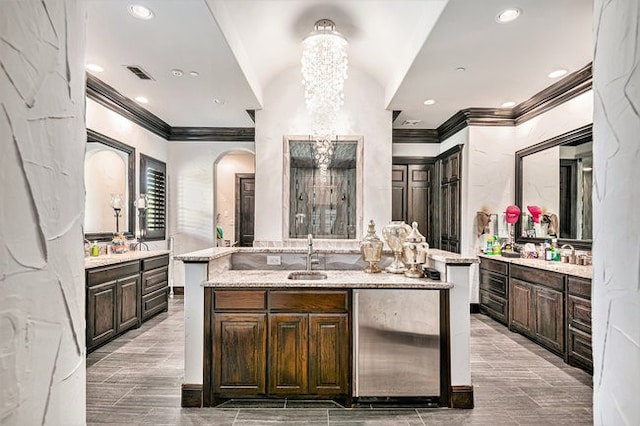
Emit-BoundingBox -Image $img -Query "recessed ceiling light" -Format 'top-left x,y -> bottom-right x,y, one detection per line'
134,96 -> 149,104
213,98 -> 225,105
423,99 -> 436,106
171,69 -> 184,77
456,67 -> 466,72
189,71 -> 199,77
85,63 -> 104,73
496,8 -> 520,23
548,69 -> 568,78
128,4 -> 154,20
501,101 -> 516,108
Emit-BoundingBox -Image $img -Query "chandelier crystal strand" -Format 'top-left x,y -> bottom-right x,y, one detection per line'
301,19 -> 348,181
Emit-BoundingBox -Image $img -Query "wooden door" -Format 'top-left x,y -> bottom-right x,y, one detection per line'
213,313 -> 267,395
117,274 -> 140,332
391,165 -> 407,222
308,314 -> 349,395
269,314 -> 308,395
407,164 -> 433,244
509,279 -> 533,335
87,281 -> 117,349
235,174 -> 255,247
533,287 -> 564,353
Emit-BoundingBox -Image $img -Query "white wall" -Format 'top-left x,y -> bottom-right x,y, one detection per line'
592,0 -> 640,423
85,98 -> 169,249
215,152 -> 255,244
254,65 -> 392,243
168,141 -> 254,286
0,1 -> 86,424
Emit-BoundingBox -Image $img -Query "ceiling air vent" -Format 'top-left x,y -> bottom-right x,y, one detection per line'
402,119 -> 421,126
125,65 -> 154,80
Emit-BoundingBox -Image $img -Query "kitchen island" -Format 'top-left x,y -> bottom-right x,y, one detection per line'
176,247 -> 477,408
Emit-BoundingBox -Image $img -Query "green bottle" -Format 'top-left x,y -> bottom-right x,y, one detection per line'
91,241 -> 99,257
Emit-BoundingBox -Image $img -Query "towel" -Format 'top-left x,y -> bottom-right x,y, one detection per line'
542,213 -> 559,236
476,211 -> 492,237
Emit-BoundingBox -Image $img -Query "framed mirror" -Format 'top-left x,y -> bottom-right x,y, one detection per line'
283,135 -> 363,240
515,124 -> 592,249
84,129 -> 135,241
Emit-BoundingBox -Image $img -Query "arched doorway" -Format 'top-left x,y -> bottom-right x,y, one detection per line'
214,151 -> 255,247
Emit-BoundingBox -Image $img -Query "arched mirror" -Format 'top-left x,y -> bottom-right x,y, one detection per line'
515,124 -> 592,249
84,129 -> 135,241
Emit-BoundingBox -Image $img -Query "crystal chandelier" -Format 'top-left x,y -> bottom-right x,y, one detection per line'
301,19 -> 348,178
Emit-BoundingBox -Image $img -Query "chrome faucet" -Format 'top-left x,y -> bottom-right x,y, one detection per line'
306,234 -> 319,271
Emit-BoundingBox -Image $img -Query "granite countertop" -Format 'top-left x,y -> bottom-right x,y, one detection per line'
84,249 -> 171,269
175,246 -> 478,265
203,269 -> 453,290
478,254 -> 592,279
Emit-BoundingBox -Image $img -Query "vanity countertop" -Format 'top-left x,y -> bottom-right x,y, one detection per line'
175,246 -> 478,265
203,269 -> 453,290
478,253 -> 592,279
84,249 -> 171,269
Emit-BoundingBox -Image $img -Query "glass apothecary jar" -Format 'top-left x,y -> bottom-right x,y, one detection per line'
360,220 -> 383,273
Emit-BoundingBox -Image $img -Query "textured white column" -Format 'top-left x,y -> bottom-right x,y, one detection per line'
0,1 -> 86,424
183,263 -> 208,385
593,1 -> 640,424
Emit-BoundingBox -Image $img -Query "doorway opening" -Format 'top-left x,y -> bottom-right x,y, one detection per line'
215,151 -> 255,247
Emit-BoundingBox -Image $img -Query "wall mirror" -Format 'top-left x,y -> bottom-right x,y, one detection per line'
84,129 -> 135,241
283,135 -> 363,240
515,124 -> 592,249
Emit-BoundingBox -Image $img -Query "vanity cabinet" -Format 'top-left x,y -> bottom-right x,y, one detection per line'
479,258 -> 509,325
86,254 -> 170,352
566,276 -> 592,373
509,265 -> 565,355
86,261 -> 141,350
205,289 -> 350,405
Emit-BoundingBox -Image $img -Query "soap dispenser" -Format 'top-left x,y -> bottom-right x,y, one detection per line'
91,241 -> 99,257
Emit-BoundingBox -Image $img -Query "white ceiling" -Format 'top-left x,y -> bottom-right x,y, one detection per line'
85,0 -> 593,130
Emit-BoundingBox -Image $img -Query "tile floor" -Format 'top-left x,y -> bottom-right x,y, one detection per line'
86,296 -> 593,425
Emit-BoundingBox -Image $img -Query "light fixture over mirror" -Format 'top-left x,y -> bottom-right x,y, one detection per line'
301,19 -> 348,180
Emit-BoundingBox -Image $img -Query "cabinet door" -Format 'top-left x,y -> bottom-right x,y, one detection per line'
214,313 -> 267,395
269,314 -> 308,395
509,278 -> 533,335
407,164 -> 433,244
533,286 -> 564,354
308,314 -> 349,395
117,274 -> 140,332
448,180 -> 459,240
87,281 -> 117,349
391,165 -> 407,222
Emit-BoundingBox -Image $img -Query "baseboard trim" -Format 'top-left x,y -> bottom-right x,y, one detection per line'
470,303 -> 480,314
450,385 -> 474,409
181,384 -> 203,407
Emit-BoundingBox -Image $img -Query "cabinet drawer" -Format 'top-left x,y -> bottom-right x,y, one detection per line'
568,295 -> 591,333
269,291 -> 348,312
142,287 -> 168,320
479,290 -> 508,325
87,261 -> 140,286
479,257 -> 508,275
141,266 -> 168,295
510,264 -> 564,291
568,326 -> 593,372
568,276 -> 591,299
480,270 -> 507,298
142,254 -> 169,271
215,290 -> 267,310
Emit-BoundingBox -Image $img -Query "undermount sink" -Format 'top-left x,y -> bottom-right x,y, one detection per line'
287,271 -> 328,280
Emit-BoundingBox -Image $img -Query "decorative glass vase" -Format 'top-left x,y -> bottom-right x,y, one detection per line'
360,220 -> 383,273
402,222 -> 427,278
382,221 -> 410,273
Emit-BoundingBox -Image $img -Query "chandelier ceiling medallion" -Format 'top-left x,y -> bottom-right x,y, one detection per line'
301,19 -> 348,178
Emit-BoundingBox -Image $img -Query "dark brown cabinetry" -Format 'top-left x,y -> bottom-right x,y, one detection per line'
479,258 -> 509,325
566,276 -> 592,373
509,265 -> 565,356
439,148 -> 461,253
205,289 -> 350,405
86,254 -> 170,352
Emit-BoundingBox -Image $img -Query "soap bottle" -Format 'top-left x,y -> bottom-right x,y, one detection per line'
485,237 -> 493,254
551,238 -> 560,261
544,239 -> 552,261
91,241 -> 99,257
492,235 -> 502,255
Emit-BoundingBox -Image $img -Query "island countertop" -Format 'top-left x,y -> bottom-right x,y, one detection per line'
202,269 -> 453,289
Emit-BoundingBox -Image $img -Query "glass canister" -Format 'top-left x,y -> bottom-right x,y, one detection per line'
360,219 -> 383,273
382,221 -> 409,273
402,222 -> 427,278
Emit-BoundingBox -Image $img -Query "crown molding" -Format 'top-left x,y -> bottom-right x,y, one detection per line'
392,128 -> 439,143
86,74 -> 171,139
168,127 -> 255,142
